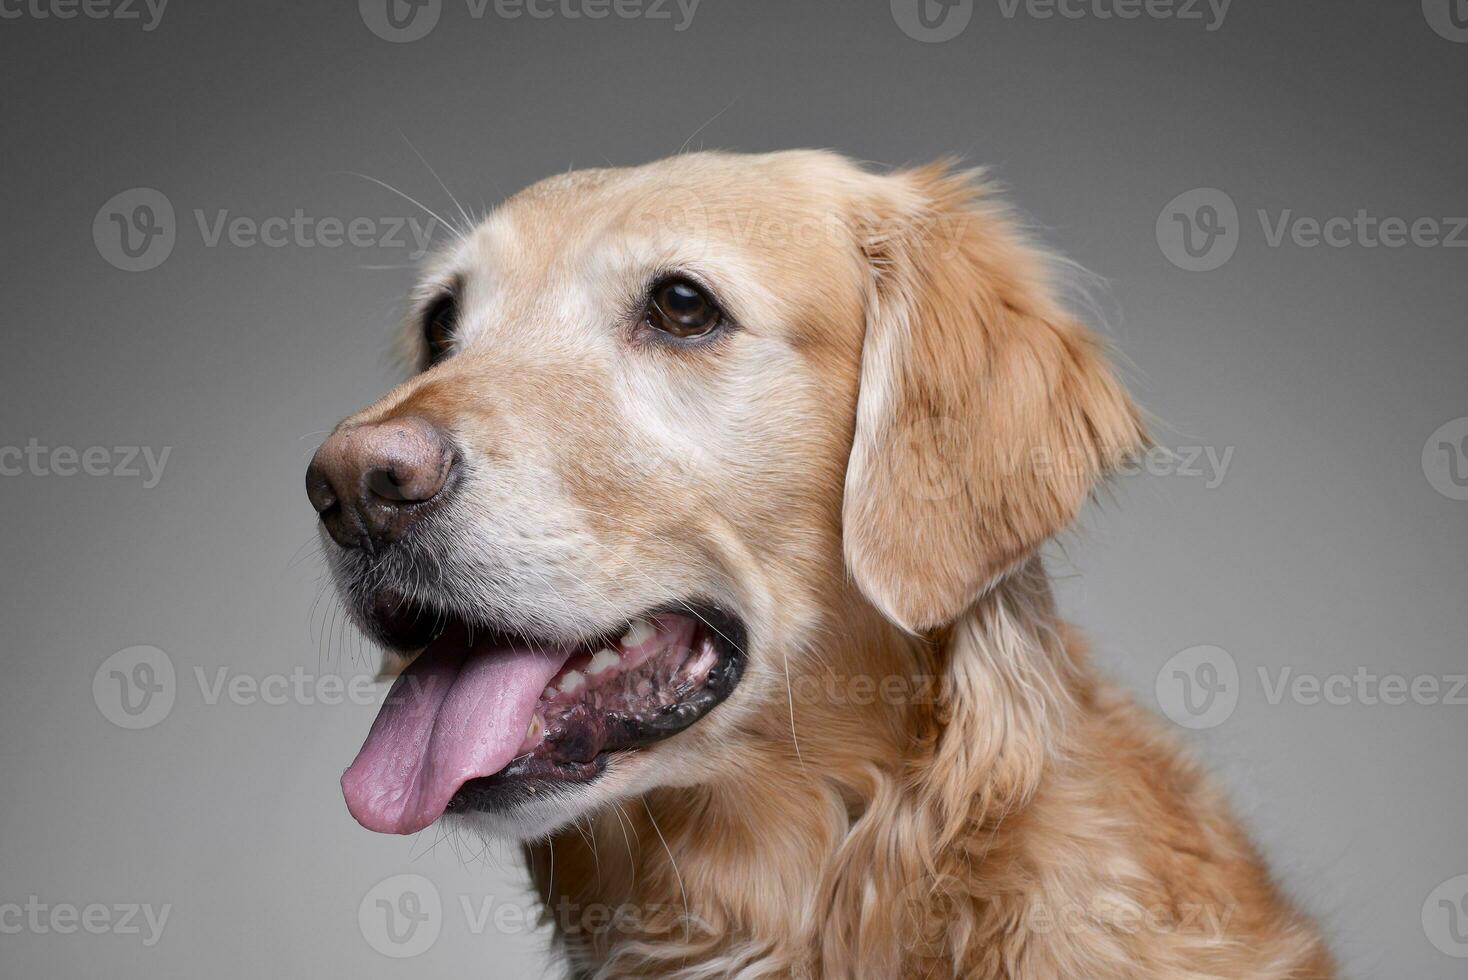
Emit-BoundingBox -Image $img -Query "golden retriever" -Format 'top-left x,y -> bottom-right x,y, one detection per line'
307,150 -> 1333,978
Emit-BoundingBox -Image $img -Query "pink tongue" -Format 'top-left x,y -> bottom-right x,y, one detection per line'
341,632 -> 569,835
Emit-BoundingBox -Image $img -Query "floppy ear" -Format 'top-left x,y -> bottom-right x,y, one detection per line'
843,165 -> 1146,632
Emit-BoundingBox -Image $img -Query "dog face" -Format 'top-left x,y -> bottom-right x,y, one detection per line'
308,150 -> 1143,839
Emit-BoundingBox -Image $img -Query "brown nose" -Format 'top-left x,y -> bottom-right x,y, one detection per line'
305,416 -> 456,552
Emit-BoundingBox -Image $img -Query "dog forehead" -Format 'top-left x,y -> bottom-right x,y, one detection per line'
478,150 -> 875,270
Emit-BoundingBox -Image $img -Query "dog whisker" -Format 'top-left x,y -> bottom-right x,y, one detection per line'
334,170 -> 462,246
399,130 -> 474,234
639,795 -> 690,945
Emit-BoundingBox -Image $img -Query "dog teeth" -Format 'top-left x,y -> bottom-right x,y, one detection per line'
620,618 -> 654,648
518,714 -> 544,754
558,669 -> 586,695
587,648 -> 620,676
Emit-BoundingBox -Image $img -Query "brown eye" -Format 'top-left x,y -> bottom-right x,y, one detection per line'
647,278 -> 721,338
423,293 -> 457,366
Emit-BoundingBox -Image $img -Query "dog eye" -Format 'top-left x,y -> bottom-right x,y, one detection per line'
422,293 -> 458,366
646,278 -> 721,339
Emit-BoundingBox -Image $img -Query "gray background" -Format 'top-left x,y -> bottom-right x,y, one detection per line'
2,0 -> 1465,976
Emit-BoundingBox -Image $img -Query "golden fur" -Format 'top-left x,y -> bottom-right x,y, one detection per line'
342,150 -> 1332,978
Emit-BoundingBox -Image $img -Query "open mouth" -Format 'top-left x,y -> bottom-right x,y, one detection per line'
340,597 -> 745,835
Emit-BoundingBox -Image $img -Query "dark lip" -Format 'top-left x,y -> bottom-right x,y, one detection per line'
443,605 -> 747,816
363,588 -> 628,656
444,754 -> 611,815
367,590 -> 444,650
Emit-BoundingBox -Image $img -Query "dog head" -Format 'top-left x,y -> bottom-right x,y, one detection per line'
307,150 -> 1143,839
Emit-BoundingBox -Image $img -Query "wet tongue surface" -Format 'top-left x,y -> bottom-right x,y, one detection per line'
341,627 -> 571,835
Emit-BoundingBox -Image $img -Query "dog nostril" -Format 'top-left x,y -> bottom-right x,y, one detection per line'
367,466 -> 411,502
304,462 -> 341,516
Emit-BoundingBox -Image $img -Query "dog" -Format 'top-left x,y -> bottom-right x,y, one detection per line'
307,150 -> 1333,978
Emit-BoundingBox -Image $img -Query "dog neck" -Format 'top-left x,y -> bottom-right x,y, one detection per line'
526,558 -> 1092,977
